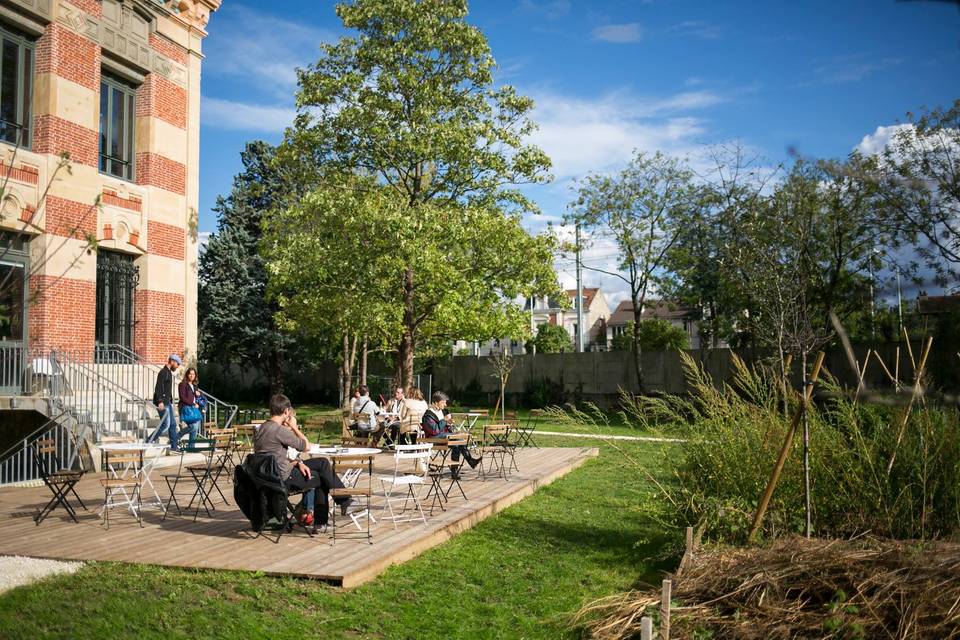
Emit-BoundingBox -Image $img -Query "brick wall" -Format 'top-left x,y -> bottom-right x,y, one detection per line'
35,23 -> 100,92
148,33 -> 188,66
147,221 -> 186,260
134,289 -> 186,364
136,74 -> 187,130
136,152 -> 186,195
43,195 -> 98,239
64,0 -> 102,17
33,115 -> 99,167
29,275 -> 97,352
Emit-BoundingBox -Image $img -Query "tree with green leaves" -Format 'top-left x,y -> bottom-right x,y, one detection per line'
876,101 -> 960,284
280,0 -> 558,386
199,141 -> 296,395
611,319 -> 689,352
568,150 -> 697,390
528,323 -> 573,354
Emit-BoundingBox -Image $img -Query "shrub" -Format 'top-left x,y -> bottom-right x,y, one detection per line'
523,376 -> 565,408
528,323 -> 573,353
610,319 -> 689,352
654,354 -> 960,542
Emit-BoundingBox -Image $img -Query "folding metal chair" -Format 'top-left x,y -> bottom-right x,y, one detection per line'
162,436 -> 215,520
31,438 -> 86,525
100,448 -> 144,529
515,409 -> 543,448
480,424 -> 513,481
380,444 -> 432,528
330,454 -> 375,544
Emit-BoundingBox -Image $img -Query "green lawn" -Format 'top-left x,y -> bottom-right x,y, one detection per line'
0,437 -> 678,640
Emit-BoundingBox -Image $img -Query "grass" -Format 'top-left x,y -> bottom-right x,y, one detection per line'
0,436 -> 678,640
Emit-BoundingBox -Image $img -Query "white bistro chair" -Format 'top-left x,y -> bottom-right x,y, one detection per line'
379,443 -> 433,529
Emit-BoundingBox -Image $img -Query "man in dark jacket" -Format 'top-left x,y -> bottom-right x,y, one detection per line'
254,393 -> 350,533
148,354 -> 181,449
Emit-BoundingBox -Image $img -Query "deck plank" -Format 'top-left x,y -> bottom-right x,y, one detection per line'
0,447 -> 598,587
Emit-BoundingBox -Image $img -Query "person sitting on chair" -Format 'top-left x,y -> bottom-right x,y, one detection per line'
420,391 -> 481,472
351,385 -> 383,439
253,394 -> 350,532
384,385 -> 406,443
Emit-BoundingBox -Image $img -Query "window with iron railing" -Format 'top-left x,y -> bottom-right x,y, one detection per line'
99,73 -> 136,180
95,250 -> 139,352
0,25 -> 34,149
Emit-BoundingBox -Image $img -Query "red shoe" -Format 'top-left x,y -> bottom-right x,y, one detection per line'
299,512 -> 314,527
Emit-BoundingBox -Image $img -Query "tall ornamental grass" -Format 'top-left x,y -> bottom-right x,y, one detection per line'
616,354 -> 960,542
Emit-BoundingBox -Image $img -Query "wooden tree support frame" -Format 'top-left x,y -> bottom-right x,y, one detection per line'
748,351 -> 826,542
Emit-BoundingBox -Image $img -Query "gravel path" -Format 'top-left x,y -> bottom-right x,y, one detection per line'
0,556 -> 83,595
535,430 -> 687,443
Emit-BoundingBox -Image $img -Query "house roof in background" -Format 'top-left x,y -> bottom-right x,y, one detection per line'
916,294 -> 960,315
608,299 -> 698,325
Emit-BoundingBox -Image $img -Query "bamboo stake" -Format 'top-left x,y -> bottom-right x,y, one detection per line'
895,347 -> 901,392
640,616 -> 653,640
660,579 -> 672,640
748,351 -> 825,542
873,351 -> 898,387
903,327 -> 916,373
887,337 -> 933,475
854,350 -> 872,402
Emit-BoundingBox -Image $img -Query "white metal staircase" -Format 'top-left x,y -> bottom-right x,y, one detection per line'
0,344 -> 237,485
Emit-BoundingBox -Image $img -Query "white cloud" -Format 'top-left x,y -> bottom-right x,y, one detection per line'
814,54 -> 902,85
668,20 -> 726,40
526,89 -> 725,180
518,0 -> 571,20
204,5 -> 334,98
593,23 -> 643,44
855,123 -> 912,155
201,97 -> 296,132
198,231 -> 211,255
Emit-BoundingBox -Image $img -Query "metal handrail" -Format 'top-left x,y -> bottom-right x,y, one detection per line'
95,344 -> 239,433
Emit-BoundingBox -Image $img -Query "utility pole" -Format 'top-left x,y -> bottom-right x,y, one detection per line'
575,224 -> 584,353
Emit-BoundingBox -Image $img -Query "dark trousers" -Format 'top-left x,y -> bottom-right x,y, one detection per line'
285,458 -> 346,525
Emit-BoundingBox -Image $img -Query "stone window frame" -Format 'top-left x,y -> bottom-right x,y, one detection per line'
99,71 -> 137,182
0,23 -> 35,151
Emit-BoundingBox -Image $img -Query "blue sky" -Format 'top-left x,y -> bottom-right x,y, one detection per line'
198,0 -> 960,303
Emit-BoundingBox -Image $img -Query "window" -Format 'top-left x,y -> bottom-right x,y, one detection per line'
0,26 -> 34,149
95,250 -> 139,351
99,74 -> 136,180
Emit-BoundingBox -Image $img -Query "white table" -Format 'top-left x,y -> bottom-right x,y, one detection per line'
100,442 -> 169,515
308,446 -> 383,457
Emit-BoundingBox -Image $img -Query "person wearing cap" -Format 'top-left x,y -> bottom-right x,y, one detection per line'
148,354 -> 182,450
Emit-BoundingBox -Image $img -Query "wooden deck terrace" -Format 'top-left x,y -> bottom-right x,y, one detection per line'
0,447 -> 598,588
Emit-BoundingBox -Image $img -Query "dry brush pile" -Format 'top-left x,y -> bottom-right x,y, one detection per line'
576,536 -> 960,640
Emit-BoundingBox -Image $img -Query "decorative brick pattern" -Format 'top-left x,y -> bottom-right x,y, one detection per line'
34,115 -> 99,167
102,189 -> 142,212
28,275 -> 97,353
64,0 -> 102,17
136,74 -> 188,130
134,289 -> 186,365
149,33 -> 188,66
147,221 -> 186,261
2,163 -> 39,185
135,152 -> 186,195
35,23 -> 100,92
43,195 -> 98,239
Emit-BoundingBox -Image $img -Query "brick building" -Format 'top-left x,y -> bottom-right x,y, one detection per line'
0,0 -> 219,366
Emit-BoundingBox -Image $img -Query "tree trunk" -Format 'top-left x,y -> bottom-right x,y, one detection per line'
267,348 -> 284,397
360,336 -> 368,387
339,333 -> 351,409
801,350 -> 812,538
399,267 -> 416,389
631,299 -> 644,392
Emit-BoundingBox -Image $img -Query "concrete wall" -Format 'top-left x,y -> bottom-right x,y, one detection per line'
433,341 -> 960,408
